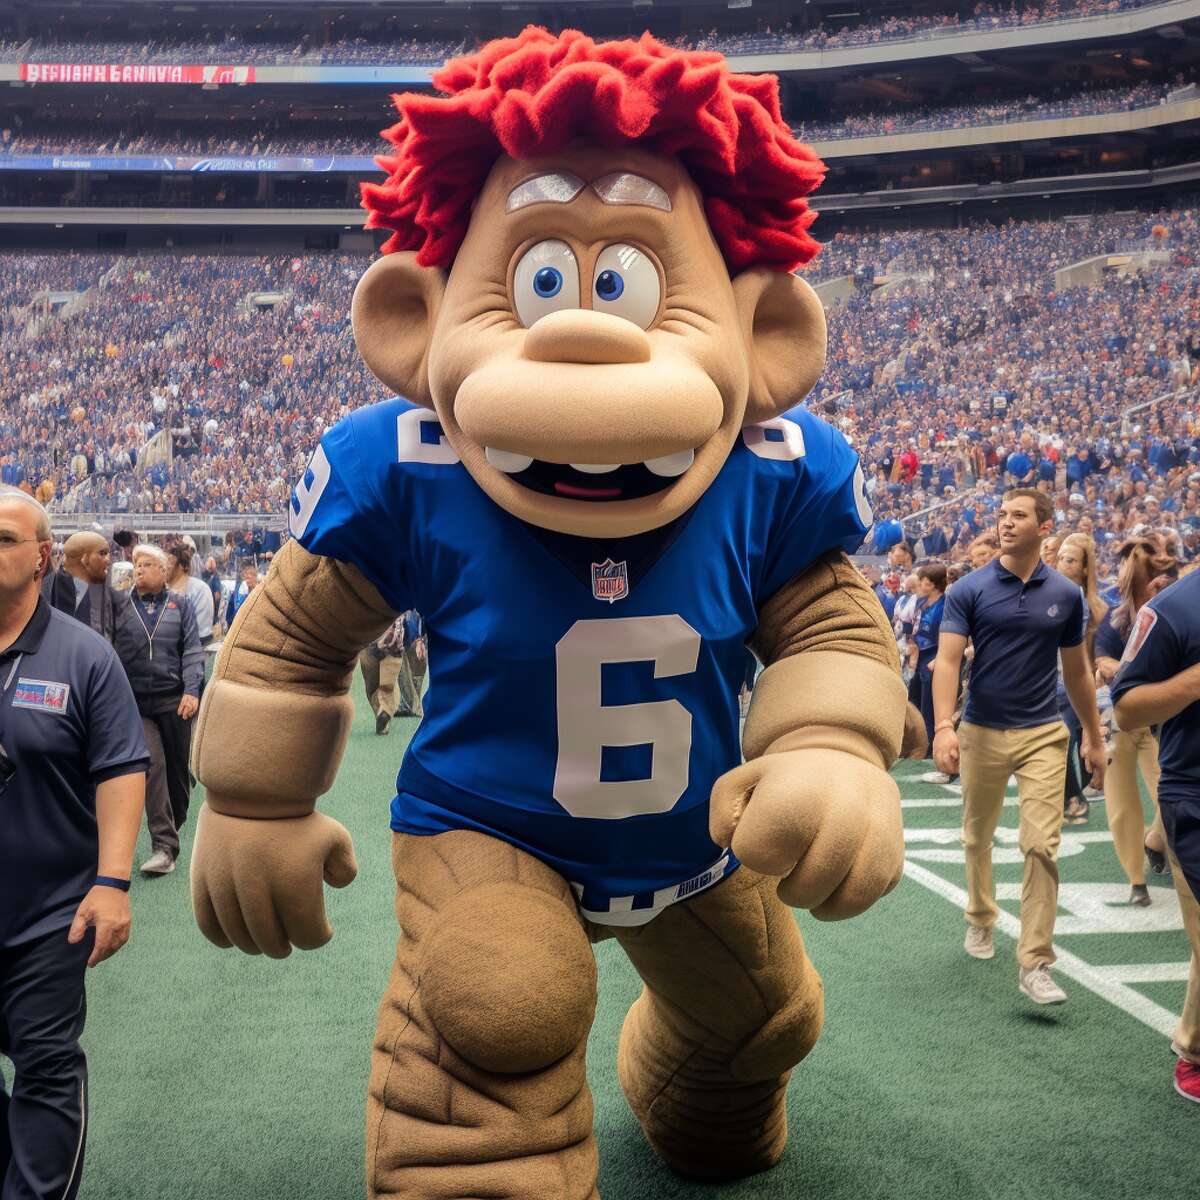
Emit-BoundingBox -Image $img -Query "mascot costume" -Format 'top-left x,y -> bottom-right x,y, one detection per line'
190,28 -> 920,1199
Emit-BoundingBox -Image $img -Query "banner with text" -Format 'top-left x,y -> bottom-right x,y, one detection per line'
19,63 -> 257,85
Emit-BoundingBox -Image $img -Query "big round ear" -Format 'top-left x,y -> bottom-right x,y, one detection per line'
351,252 -> 447,410
731,267 -> 827,425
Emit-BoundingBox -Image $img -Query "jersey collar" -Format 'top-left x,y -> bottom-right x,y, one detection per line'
1,595 -> 52,659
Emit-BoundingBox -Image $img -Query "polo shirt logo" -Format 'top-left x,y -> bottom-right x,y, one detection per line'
1047,604 -> 1060,618
12,679 -> 71,713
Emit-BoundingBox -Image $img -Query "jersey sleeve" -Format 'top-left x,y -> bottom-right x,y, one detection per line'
86,647 -> 150,783
756,410 -> 874,603
939,578 -> 974,638
1094,610 -> 1125,660
287,403 -> 413,613
1110,602 -> 1180,705
1059,588 -> 1085,649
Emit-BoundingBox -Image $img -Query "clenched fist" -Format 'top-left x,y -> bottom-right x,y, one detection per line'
710,748 -> 904,920
190,803 -> 358,958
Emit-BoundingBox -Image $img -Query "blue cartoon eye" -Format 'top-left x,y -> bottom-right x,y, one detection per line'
512,240 -> 579,328
595,269 -> 624,302
534,267 -> 563,298
592,244 -> 660,329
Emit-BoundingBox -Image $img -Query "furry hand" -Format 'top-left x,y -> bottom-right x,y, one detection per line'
190,803 -> 357,958
710,748 -> 904,920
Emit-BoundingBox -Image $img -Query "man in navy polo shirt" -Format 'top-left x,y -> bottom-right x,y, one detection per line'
932,488 -> 1105,1006
1111,567 -> 1200,1104
0,488 -> 148,1200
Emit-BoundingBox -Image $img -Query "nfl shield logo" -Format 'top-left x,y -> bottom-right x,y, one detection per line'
591,558 -> 629,604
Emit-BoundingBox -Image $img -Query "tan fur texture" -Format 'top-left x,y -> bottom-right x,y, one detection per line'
190,541 -> 396,956
368,831 -> 599,1200
367,829 -> 821,1198
705,555 -> 909,921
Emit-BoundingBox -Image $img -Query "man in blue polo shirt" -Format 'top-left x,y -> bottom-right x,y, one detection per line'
932,488 -> 1105,1006
0,488 -> 149,1200
1110,567 -> 1200,1104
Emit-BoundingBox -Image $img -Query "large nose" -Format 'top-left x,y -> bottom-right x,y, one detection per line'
523,309 -> 651,365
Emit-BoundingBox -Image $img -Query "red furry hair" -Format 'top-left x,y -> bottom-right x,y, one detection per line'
361,27 -> 826,273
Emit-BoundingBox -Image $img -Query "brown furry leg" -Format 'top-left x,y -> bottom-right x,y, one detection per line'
614,868 -> 823,1180
367,831 -> 600,1200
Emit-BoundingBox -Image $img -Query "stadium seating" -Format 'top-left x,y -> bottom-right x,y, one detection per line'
2,205 -> 1194,572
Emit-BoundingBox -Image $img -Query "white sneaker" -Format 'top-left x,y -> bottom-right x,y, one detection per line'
928,771 -> 955,785
1019,964 -> 1066,1005
964,925 -> 994,959
140,849 -> 175,876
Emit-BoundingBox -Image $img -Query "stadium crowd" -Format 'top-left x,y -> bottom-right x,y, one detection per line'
810,206 -> 1200,571
0,207 -> 1195,556
17,35 -> 464,66
0,118 -> 376,159
797,79 -> 1180,143
2,0 -> 1169,70
3,78 -> 1186,161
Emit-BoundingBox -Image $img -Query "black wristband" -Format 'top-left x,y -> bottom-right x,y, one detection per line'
95,875 -> 131,892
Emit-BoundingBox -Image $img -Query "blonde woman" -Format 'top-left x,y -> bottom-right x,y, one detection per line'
1094,537 -> 1175,904
1057,533 -> 1106,655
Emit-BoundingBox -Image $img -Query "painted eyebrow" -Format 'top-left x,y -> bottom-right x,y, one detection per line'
506,172 -> 585,213
506,171 -> 672,214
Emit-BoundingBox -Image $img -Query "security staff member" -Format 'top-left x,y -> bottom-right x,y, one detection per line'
0,488 -> 148,1200
1111,567 -> 1200,1104
932,489 -> 1105,1006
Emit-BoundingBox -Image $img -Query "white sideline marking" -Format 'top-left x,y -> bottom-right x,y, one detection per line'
901,860 -> 1181,1039
902,795 -> 1012,809
1099,963 -> 1192,984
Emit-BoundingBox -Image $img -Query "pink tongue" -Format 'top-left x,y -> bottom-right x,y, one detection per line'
554,481 -> 622,499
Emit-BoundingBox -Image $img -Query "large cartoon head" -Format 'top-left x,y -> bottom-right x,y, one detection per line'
353,28 -> 828,537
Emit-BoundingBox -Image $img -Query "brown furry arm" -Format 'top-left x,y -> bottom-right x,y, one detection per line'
192,539 -> 397,818
745,551 -> 912,770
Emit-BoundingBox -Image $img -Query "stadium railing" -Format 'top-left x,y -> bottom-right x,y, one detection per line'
47,512 -> 287,536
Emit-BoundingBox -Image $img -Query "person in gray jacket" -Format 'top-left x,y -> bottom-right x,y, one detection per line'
111,543 -> 203,875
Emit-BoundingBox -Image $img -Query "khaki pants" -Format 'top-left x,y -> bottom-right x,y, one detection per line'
396,643 -> 426,718
1105,726 -> 1160,887
1169,846 -> 1200,1066
959,720 -> 1069,969
358,651 -> 403,718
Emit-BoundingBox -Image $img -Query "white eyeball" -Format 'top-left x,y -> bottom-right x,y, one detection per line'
591,243 -> 661,330
512,240 -> 581,328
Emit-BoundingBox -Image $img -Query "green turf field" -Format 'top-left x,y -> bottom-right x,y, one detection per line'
46,692 -> 1197,1199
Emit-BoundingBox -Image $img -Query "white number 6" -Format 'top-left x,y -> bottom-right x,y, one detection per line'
553,615 -> 701,820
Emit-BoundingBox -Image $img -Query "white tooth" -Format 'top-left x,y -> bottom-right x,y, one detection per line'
644,449 -> 695,477
485,446 -> 533,474
570,462 -> 621,474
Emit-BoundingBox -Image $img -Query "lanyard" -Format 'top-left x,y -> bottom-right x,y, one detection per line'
132,593 -> 168,661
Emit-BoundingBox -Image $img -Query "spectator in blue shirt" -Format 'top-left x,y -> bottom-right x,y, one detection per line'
1111,567 -> 1200,1105
932,488 -> 1105,1006
1065,447 -> 1094,487
224,562 -> 259,627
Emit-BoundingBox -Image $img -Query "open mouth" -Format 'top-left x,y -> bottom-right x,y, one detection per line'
485,447 -> 694,502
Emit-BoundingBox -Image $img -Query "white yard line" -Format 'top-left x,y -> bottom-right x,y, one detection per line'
902,860 -> 1182,1039
1099,963 -> 1193,984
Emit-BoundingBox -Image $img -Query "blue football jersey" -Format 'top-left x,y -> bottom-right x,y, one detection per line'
289,399 -> 872,925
